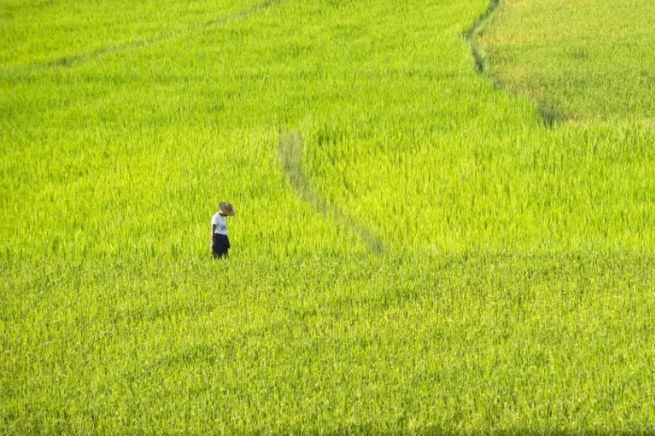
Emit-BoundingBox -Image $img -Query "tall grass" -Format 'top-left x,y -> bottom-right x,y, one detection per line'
479,0 -> 655,123
1,0 -> 654,432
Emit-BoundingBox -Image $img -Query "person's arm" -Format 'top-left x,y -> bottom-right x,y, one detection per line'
211,213 -> 217,240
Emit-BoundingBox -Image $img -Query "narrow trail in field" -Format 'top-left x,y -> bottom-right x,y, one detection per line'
465,0 -> 500,76
3,0 -> 282,75
279,132 -> 385,255
466,0 -> 561,127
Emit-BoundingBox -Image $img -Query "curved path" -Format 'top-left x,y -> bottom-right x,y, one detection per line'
279,132 -> 385,255
465,0 -> 501,75
3,0 -> 282,75
277,1 -> 514,256
466,0 -> 560,127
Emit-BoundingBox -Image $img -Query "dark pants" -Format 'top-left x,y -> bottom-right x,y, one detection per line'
212,234 -> 230,259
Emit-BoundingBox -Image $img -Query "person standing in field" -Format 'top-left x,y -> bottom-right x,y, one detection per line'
211,202 -> 234,259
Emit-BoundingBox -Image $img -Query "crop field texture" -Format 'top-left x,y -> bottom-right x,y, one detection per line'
479,0 -> 655,125
1,0 -> 655,433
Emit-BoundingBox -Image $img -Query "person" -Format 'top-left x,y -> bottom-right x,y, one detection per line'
211,202 -> 234,259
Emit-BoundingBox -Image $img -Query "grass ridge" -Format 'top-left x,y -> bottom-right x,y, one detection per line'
465,0 -> 501,75
279,131 -> 385,255
466,0 -> 565,127
1,0 -> 283,75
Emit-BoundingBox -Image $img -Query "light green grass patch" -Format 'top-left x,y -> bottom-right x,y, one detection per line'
1,0 -> 655,432
480,0 -> 655,123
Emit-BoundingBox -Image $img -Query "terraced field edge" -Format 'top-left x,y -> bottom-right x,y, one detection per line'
3,0 -> 283,74
279,131 -> 385,255
465,0 -> 564,127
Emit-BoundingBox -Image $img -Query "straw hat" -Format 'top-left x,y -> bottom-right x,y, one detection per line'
219,202 -> 235,216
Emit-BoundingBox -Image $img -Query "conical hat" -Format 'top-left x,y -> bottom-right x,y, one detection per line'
219,202 -> 235,216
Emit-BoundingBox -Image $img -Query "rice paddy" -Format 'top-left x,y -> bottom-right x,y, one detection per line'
1,0 -> 654,432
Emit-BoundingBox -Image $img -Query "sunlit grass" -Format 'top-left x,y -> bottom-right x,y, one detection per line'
1,0 -> 654,432
480,0 -> 655,123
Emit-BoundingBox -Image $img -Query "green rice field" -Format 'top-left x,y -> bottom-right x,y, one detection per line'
1,0 -> 654,432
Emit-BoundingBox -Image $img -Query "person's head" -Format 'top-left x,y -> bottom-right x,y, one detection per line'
218,202 -> 235,217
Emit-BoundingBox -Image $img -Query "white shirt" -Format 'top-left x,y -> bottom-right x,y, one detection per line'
211,213 -> 228,235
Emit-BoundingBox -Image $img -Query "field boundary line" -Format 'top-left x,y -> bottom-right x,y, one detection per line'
279,131 -> 385,255
465,0 -> 501,76
465,0 -> 563,127
2,0 -> 282,75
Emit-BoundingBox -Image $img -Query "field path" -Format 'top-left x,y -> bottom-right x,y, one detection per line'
279,132 -> 385,255
466,0 -> 560,127
4,0 -> 282,74
465,0 -> 500,75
